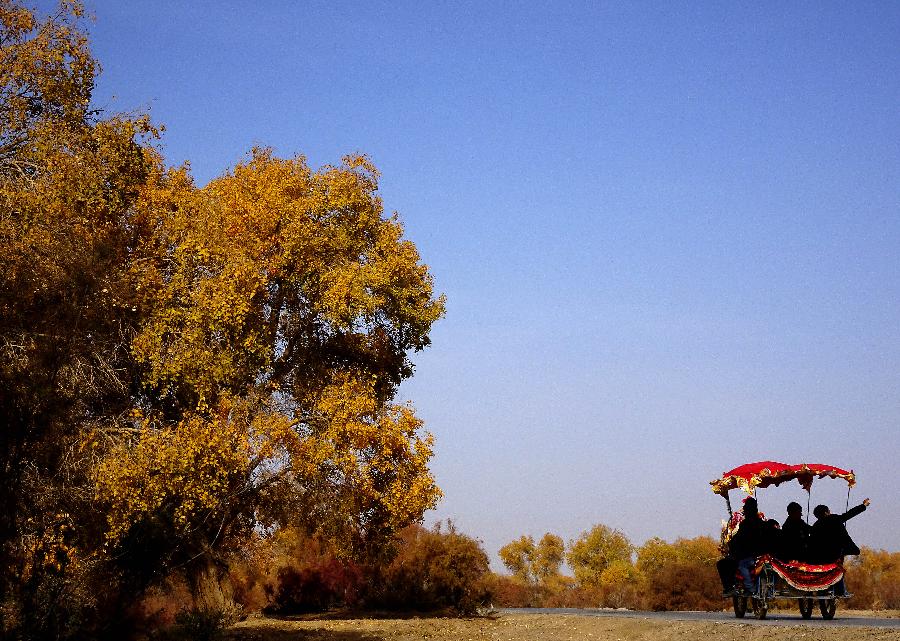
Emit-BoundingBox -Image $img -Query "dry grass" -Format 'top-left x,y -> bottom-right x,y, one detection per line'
226,612 -> 900,641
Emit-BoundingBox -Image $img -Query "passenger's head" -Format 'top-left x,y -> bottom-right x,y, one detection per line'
743,497 -> 758,516
813,504 -> 831,520
787,501 -> 803,518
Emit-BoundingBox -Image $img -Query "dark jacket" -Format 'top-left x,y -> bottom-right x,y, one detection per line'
763,519 -> 782,556
809,503 -> 866,563
780,517 -> 811,562
729,514 -> 768,560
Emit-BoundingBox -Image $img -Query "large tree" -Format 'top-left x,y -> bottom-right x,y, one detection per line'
0,1 -> 444,635
1,0 -> 154,623
95,148 -> 445,587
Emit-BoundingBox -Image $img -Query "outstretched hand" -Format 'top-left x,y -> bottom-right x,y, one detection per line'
863,498 -> 871,507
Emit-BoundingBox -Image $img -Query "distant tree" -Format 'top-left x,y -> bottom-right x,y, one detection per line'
635,537 -> 679,575
499,532 -> 564,585
534,533 -> 565,581
846,547 -> 900,610
635,536 -> 720,611
499,535 -> 536,583
566,524 -> 633,589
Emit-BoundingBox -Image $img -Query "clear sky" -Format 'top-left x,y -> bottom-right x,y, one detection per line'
75,1 -> 899,567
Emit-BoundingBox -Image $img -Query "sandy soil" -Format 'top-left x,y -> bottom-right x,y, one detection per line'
226,612 -> 900,641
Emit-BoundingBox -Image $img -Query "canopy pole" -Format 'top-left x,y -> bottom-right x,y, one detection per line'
806,492 -> 811,525
846,483 -> 852,513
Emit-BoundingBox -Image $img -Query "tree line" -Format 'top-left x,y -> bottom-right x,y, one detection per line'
132,521 -> 900,638
489,526 -> 900,612
494,525 -> 722,610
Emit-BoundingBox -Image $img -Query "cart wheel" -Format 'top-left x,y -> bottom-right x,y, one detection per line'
752,575 -> 768,620
732,595 -> 747,618
819,598 -> 836,620
752,597 -> 768,620
798,597 -> 814,619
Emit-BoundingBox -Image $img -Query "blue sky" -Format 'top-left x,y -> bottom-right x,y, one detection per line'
78,1 -> 899,566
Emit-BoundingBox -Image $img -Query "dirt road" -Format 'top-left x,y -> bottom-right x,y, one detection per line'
227,611 -> 900,641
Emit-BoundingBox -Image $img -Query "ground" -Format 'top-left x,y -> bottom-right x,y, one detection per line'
226,612 -> 900,641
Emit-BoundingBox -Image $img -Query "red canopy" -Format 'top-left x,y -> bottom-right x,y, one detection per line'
710,461 -> 855,496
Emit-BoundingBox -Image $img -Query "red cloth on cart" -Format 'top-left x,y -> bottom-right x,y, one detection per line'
755,554 -> 844,591
711,461 -> 855,496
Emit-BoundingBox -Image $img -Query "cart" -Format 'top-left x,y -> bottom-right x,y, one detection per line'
711,461 -> 857,620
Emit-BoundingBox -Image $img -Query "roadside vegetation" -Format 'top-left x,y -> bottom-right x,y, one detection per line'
491,526 -> 900,613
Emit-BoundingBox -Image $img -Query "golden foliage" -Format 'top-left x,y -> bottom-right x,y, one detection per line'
2,4 -> 444,635
101,145 -> 445,562
100,148 -> 445,559
635,536 -> 721,611
0,0 -> 94,165
499,533 -> 565,585
305,375 -> 441,529
130,148 -> 444,403
566,523 -> 634,589
498,536 -> 536,583
846,547 -> 900,609
96,400 -> 254,543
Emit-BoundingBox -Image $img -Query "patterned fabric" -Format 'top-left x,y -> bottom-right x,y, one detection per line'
710,461 -> 855,496
756,554 -> 844,591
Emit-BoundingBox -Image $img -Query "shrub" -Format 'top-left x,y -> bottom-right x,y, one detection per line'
480,573 -> 533,607
269,557 -> 362,614
228,528 -> 362,615
160,605 -> 240,641
846,547 -> 900,610
372,522 -> 491,614
7,548 -> 138,641
636,536 -> 721,611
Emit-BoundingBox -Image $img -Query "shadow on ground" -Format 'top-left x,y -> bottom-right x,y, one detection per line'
227,624 -> 384,641
225,611 -> 496,640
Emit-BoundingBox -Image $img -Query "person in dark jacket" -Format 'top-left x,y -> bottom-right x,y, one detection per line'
780,501 -> 811,562
809,498 -> 870,563
729,497 -> 767,593
809,498 -> 871,596
764,517 -> 782,555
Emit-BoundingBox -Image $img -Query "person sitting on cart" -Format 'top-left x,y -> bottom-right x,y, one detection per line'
809,498 -> 870,563
779,501 -> 811,562
728,497 -> 769,595
764,517 -> 782,552
809,498 -> 871,596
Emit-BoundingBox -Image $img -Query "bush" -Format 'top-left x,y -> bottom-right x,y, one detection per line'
269,557 -> 362,614
6,549 -> 138,641
846,547 -> 900,610
178,605 -> 239,640
228,523 -> 492,616
372,522 -> 491,614
636,536 -> 721,611
479,573 -> 533,607
136,578 -> 194,631
228,529 -> 362,615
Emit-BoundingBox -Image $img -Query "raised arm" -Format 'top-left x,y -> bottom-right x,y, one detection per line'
839,498 -> 870,523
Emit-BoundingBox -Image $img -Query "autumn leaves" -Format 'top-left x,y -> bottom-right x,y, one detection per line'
1,1 -> 444,635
